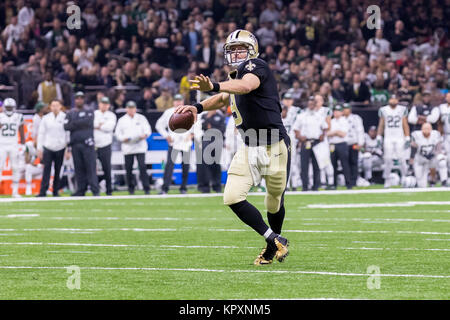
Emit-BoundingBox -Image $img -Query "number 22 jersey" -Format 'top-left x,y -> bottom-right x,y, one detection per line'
378,105 -> 408,140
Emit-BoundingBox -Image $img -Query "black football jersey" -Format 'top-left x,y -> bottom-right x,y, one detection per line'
230,58 -> 288,146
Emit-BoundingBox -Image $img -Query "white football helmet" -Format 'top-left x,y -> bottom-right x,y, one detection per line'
3,98 -> 17,116
402,175 -> 417,188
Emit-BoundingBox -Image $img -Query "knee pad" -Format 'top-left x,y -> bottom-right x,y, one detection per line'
223,182 -> 247,206
265,193 -> 282,214
437,154 -> 447,167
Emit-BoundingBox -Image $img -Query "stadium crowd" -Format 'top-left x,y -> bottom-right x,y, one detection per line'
0,0 -> 449,196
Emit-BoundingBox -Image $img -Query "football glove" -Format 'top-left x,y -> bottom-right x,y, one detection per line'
404,136 -> 411,149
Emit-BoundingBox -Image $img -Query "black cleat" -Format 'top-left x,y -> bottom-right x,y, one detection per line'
274,235 -> 289,263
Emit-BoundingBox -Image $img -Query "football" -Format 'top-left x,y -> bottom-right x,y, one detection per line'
169,111 -> 195,131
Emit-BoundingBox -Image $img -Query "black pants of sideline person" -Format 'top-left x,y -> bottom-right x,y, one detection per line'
348,144 -> 359,187
330,142 -> 352,189
300,144 -> 320,191
96,144 -> 113,195
72,143 -> 100,196
162,146 -> 190,193
38,147 -> 65,196
124,153 -> 150,194
202,140 -> 222,193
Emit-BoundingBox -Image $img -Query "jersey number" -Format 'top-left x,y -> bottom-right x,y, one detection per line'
230,94 -> 243,126
386,115 -> 401,128
419,145 -> 434,157
1,123 -> 17,137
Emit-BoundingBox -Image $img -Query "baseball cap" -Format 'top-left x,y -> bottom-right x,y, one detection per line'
34,101 -> 47,112
343,103 -> 351,109
100,97 -> 110,104
334,105 -> 343,111
369,125 -> 377,131
126,100 -> 137,108
173,93 -> 184,101
283,92 -> 293,99
74,91 -> 85,98
422,89 -> 431,95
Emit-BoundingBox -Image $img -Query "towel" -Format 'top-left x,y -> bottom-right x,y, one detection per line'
248,146 -> 270,186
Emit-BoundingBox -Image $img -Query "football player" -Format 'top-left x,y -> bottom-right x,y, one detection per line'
411,123 -> 447,187
17,141 -> 43,195
361,126 -> 383,183
438,92 -> 450,174
175,30 -> 290,265
0,98 -> 25,197
281,92 -> 301,190
377,94 -> 410,188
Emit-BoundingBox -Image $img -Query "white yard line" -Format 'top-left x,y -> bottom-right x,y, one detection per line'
0,187 -> 449,203
0,227 -> 449,235
308,201 -> 450,209
0,265 -> 448,279
0,241 -> 448,252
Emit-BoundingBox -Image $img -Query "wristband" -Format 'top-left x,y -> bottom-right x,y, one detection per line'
193,103 -> 203,114
208,82 -> 220,93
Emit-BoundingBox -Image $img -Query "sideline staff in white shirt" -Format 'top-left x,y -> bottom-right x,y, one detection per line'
328,105 -> 352,189
36,99 -> 67,197
115,100 -> 152,194
94,96 -> 117,195
293,97 -> 328,191
155,94 -> 193,194
343,103 -> 365,187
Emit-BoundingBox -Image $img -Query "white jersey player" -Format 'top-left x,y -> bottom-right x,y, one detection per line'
411,123 -> 447,187
361,126 -> 383,182
16,141 -> 44,195
438,92 -> 450,173
281,101 -> 301,189
0,98 -> 25,197
377,95 -> 410,187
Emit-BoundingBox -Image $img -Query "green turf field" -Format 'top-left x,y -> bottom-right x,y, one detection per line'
0,190 -> 449,299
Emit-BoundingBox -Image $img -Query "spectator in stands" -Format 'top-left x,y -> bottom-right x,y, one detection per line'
154,68 -> 177,95
388,20 -> 413,61
0,62 -> 10,86
331,78 -> 346,103
179,68 -> 196,103
2,16 -> 25,51
346,73 -> 371,105
114,100 -> 151,195
37,70 -> 62,105
366,29 -> 391,62
138,87 -> 157,113
196,36 -> 215,76
112,90 -> 126,111
137,67 -> 155,89
155,88 -> 174,111
44,18 -> 68,48
183,21 -> 202,58
97,66 -> 114,88
259,0 -> 280,24
73,38 -> 94,71
256,21 -> 277,48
